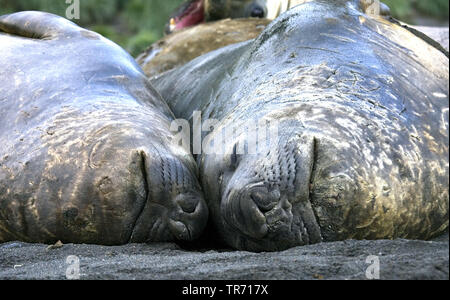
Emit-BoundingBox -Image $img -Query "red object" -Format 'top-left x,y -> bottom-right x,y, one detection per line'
173,0 -> 205,31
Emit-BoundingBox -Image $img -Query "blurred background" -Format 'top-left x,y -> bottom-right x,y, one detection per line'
0,0 -> 448,57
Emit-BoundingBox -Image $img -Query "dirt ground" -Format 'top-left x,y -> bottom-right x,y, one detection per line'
0,233 -> 447,280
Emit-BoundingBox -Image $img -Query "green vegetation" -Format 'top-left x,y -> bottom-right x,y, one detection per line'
0,0 -> 183,56
0,0 -> 448,57
384,0 -> 449,23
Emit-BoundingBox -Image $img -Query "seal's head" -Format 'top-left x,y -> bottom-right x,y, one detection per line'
67,121 -> 210,245
200,121 -> 322,251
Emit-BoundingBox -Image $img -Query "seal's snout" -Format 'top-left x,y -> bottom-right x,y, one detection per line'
250,186 -> 280,213
143,153 -> 208,242
224,179 -> 321,251
169,192 -> 209,240
128,148 -> 208,243
250,187 -> 294,233
262,197 -> 293,229
175,193 -> 201,214
216,134 -> 324,251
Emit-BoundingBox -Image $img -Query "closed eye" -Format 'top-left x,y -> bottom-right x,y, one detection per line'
231,143 -> 238,168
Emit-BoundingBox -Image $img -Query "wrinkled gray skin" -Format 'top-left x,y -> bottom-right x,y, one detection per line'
153,0 -> 449,251
0,12 -> 208,245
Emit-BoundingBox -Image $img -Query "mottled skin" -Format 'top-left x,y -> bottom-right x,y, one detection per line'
137,18 -> 270,78
153,0 -> 449,251
0,12 -> 208,245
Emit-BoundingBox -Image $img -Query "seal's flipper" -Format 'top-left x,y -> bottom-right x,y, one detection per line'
0,11 -> 80,40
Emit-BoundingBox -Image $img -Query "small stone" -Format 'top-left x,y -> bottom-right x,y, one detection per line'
313,274 -> 324,280
47,240 -> 64,250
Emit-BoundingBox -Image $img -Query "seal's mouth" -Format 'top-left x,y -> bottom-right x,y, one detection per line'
222,183 -> 322,251
167,0 -> 205,34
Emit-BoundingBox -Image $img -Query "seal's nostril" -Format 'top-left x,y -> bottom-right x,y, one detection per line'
251,7 -> 265,18
250,192 -> 276,213
177,195 -> 198,214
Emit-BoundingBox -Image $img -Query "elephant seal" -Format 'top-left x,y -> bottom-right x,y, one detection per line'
137,18 -> 270,78
140,0 -> 447,80
153,0 -> 449,251
0,12 -> 208,245
412,26 -> 449,52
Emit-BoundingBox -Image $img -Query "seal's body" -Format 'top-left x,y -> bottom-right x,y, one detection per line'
153,0 -> 449,251
143,0 -> 450,81
0,12 -> 208,245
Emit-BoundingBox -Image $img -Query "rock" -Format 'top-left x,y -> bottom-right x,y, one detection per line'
47,241 -> 64,251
